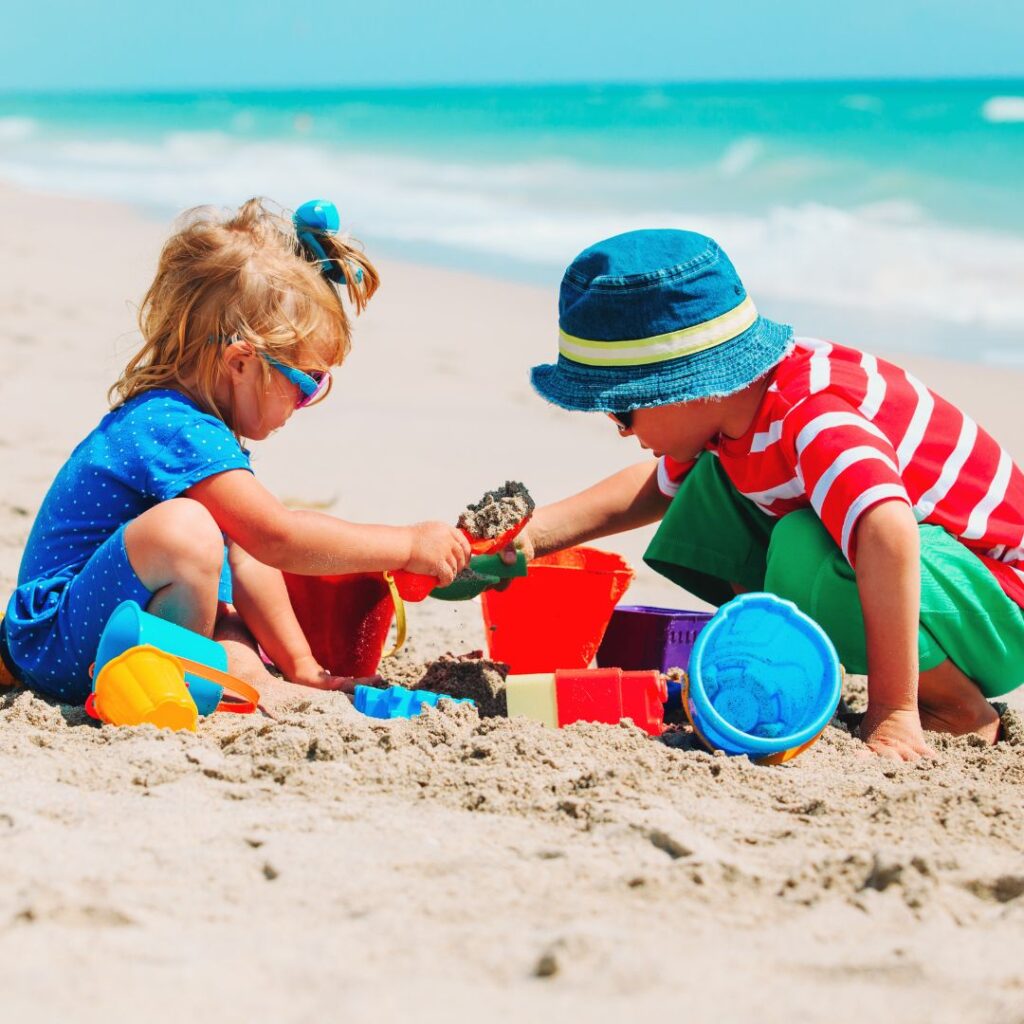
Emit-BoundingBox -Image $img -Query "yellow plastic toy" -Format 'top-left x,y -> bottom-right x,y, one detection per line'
89,644 -> 199,732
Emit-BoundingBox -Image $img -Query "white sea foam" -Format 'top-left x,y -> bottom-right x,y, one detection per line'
0,117 -> 36,141
981,96 -> 1024,123
718,137 -> 763,177
1,129 -> 1023,336
840,94 -> 883,114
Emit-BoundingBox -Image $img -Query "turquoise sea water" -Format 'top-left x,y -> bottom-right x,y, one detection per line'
1,81 -> 1023,359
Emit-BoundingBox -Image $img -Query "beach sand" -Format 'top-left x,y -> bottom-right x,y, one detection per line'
1,186 -> 1023,1023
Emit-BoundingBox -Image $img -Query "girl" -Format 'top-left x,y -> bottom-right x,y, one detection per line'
0,198 -> 470,702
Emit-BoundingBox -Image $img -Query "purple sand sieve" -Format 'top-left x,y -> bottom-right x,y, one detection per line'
596,605 -> 714,708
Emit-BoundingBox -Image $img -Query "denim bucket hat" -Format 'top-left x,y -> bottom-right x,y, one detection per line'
531,229 -> 793,412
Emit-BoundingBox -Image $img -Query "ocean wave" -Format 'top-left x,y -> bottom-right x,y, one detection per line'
0,117 -> 36,141
840,94 -> 883,114
718,137 -> 764,177
1,129 -> 1023,333
981,96 -> 1024,123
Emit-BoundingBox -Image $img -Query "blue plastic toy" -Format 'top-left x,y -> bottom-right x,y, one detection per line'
96,601 -> 227,716
684,593 -> 841,763
354,684 -> 475,720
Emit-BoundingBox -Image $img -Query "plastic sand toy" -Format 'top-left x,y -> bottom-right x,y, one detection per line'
393,481 -> 535,601
85,642 -> 260,729
88,645 -> 199,732
596,605 -> 713,710
481,546 -> 634,673
96,600 -> 229,716
683,593 -> 841,764
353,684 -> 475,720
597,605 -> 713,673
431,551 -> 528,601
505,668 -> 666,736
285,571 -> 398,677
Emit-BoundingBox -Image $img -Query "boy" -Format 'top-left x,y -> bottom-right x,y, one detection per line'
513,229 -> 1023,761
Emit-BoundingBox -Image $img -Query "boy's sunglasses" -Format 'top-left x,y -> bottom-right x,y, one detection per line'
262,355 -> 331,409
609,409 -> 633,433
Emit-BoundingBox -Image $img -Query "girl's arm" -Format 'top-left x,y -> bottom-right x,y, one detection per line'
518,460 -> 671,559
186,469 -> 470,583
853,500 -> 937,761
226,543 -> 357,690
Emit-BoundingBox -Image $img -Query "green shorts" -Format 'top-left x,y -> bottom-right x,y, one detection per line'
644,454 -> 1024,698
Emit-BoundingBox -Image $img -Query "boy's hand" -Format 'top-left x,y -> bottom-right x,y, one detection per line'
499,524 -> 535,565
405,522 -> 471,585
859,705 -> 937,762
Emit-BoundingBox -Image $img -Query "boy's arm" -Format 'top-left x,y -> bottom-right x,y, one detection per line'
519,460 -> 672,560
853,500 -> 937,761
227,543 -> 360,691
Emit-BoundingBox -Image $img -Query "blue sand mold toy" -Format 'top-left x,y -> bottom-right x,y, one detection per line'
685,593 -> 841,760
354,684 -> 475,720
96,601 -> 226,716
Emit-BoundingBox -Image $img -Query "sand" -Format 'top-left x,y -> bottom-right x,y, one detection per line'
458,481 -> 535,540
2,183 -> 1024,1022
412,652 -> 509,717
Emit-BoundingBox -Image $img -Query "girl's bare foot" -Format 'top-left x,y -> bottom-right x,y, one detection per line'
918,659 -> 1001,744
213,608 -> 281,691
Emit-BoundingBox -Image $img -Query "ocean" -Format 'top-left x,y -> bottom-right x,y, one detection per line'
1,80 -> 1022,361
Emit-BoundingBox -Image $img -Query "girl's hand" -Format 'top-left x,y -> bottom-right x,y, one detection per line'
859,705 -> 938,762
289,655 -> 379,693
405,522 -> 471,585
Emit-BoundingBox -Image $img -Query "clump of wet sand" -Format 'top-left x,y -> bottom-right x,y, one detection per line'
448,565 -> 491,586
415,652 -> 509,717
377,650 -> 509,717
458,481 -> 535,540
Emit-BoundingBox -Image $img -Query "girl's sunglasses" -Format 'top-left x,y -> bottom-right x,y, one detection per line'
263,355 -> 331,409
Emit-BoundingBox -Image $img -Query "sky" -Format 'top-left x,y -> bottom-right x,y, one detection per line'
1,0 -> 1022,92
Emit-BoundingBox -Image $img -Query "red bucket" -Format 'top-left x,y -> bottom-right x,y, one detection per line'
480,546 -> 634,674
283,572 -> 396,678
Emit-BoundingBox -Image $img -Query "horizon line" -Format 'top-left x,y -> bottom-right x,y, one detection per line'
2,73 -> 1023,100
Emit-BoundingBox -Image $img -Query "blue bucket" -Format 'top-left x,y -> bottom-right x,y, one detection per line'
685,593 -> 841,763
95,601 -> 227,716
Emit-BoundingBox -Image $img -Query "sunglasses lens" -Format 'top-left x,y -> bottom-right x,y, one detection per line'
296,370 -> 330,409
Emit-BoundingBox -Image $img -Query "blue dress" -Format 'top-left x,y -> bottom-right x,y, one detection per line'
1,389 -> 252,702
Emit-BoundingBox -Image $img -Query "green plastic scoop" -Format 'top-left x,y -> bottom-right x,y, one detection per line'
430,552 -> 528,602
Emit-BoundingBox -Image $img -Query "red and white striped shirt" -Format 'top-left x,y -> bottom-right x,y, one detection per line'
658,337 -> 1024,608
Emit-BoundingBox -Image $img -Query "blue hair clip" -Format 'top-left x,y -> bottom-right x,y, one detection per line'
293,199 -> 363,285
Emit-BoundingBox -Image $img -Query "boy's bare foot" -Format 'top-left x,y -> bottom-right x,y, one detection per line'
918,659 -> 1001,744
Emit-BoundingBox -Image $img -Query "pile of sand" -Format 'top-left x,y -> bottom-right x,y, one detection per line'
457,481 -> 534,540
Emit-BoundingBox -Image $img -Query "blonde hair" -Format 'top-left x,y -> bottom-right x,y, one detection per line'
110,197 -> 380,421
